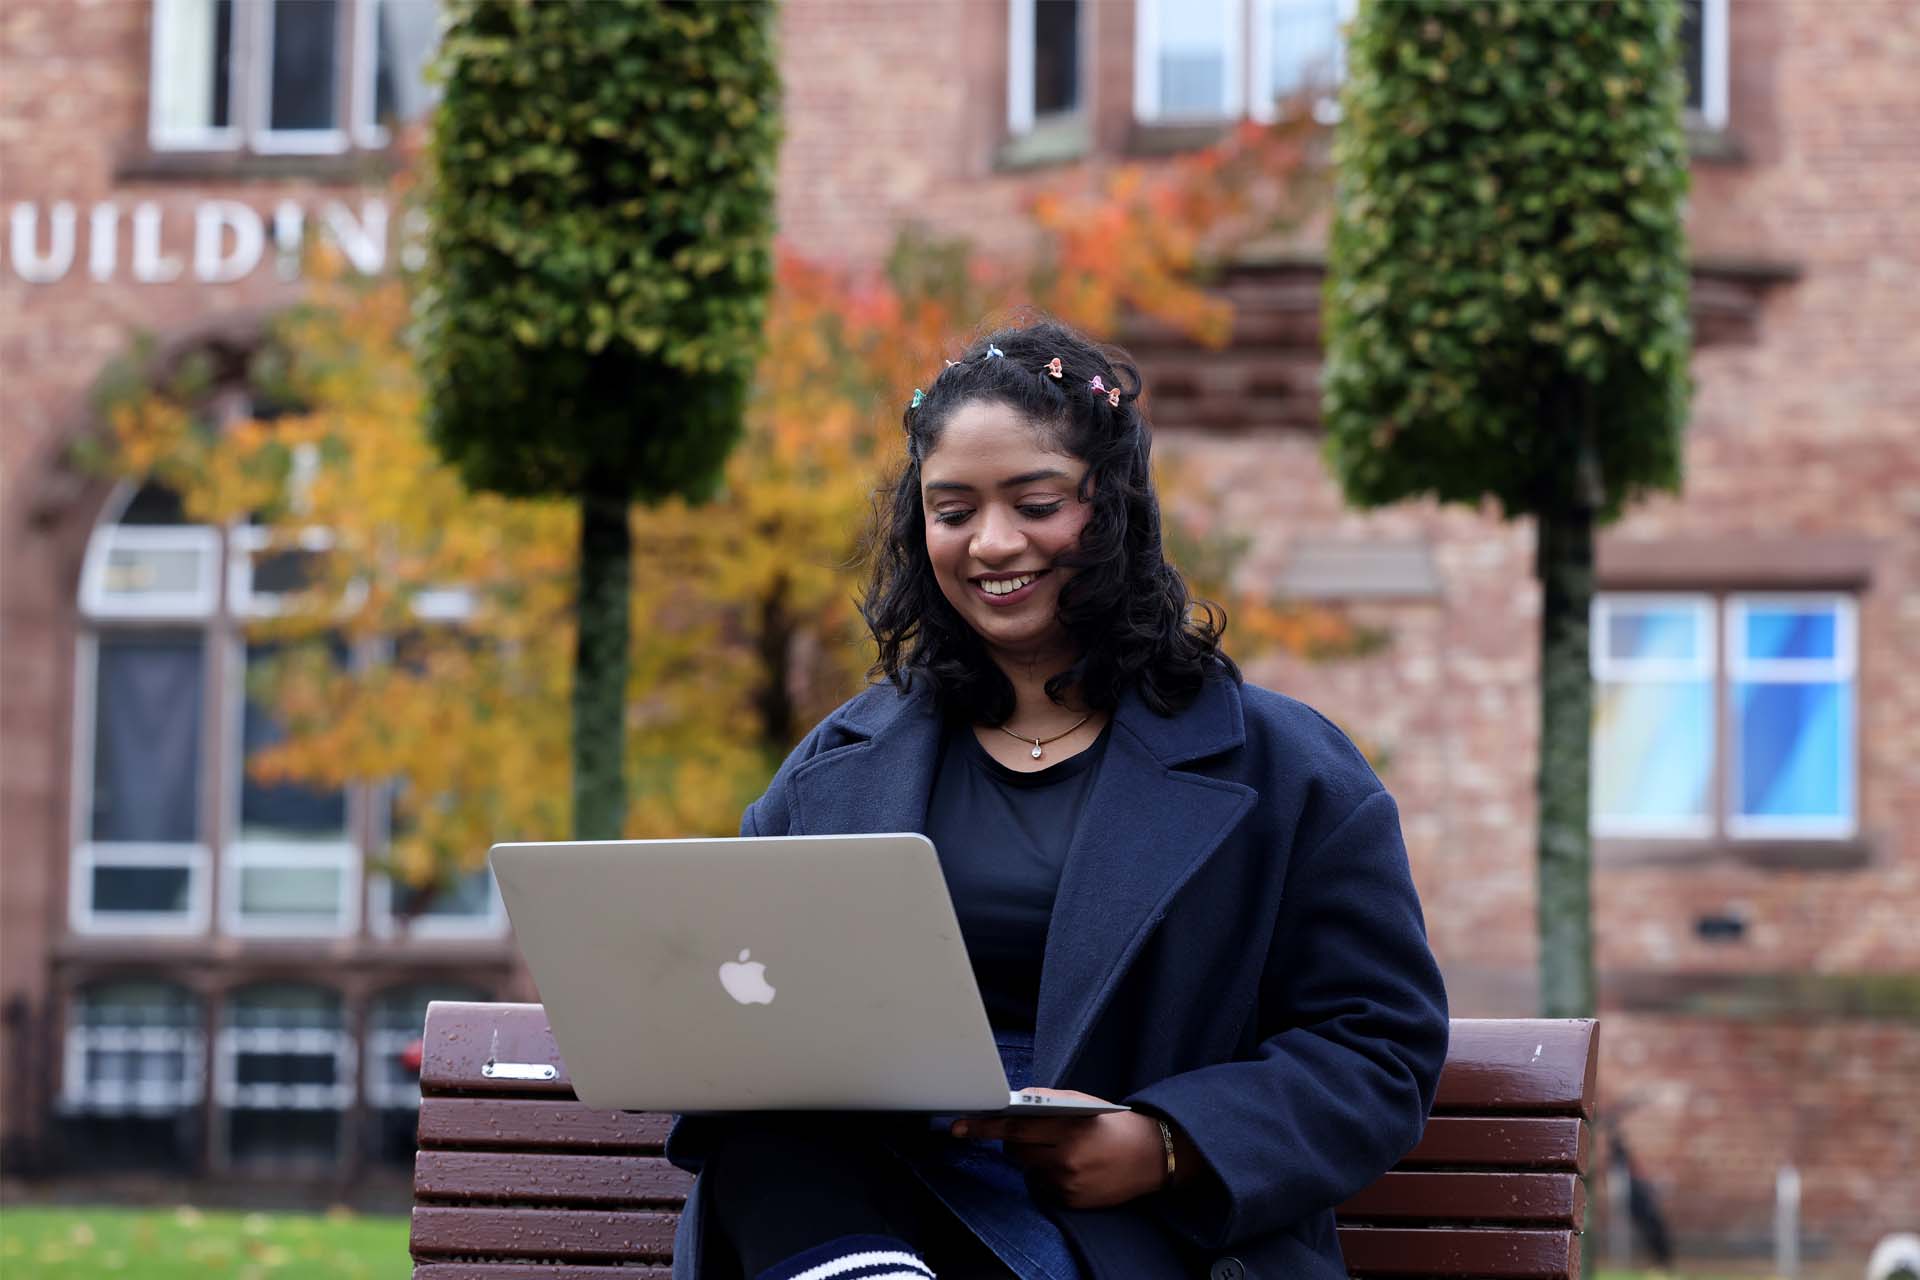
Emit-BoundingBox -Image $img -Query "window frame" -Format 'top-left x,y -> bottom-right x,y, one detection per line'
1007,0 -> 1087,137
1591,589 -> 1860,849
1723,592 -> 1857,841
150,0 -> 417,156
68,628 -> 215,937
148,0 -> 242,152
1687,0 -> 1731,132
1590,592 -> 1718,840
1134,0 -> 1245,124
222,631 -> 362,938
1247,0 -> 1356,126
214,1024 -> 356,1111
228,523 -> 339,618
60,987 -> 207,1115
79,524 -> 222,621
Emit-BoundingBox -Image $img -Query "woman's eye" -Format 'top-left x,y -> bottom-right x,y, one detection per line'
933,510 -> 971,527
1019,502 -> 1064,519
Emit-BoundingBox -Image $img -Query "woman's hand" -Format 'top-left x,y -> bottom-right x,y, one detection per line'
951,1088 -> 1172,1209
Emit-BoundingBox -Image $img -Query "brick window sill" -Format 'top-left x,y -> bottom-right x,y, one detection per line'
1686,122 -> 1747,165
1125,121 -> 1231,158
115,148 -> 400,184
1596,836 -> 1876,872
995,118 -> 1091,173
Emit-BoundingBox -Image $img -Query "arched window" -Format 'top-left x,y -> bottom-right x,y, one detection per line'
364,981 -> 489,1164
71,472 -> 365,940
72,482 -> 217,935
58,980 -> 205,1170
216,983 -> 352,1167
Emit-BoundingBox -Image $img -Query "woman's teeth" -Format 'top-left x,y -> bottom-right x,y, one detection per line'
980,574 -> 1037,596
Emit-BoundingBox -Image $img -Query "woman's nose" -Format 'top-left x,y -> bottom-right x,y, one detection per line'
970,508 -> 1025,562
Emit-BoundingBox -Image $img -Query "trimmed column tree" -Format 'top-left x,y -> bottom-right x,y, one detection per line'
419,0 -> 780,839
1323,0 -> 1691,1018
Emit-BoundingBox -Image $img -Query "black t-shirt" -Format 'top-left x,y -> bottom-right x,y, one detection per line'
923,717 -> 1112,1032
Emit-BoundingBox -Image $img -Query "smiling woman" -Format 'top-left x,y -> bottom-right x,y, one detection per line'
665,317 -> 1449,1280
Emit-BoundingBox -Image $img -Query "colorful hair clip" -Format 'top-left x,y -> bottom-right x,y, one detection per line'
986,344 -> 1005,359
1107,386 -> 1121,407
945,359 -> 958,367
910,388 -> 925,409
1045,357 -> 1063,379
1089,375 -> 1107,393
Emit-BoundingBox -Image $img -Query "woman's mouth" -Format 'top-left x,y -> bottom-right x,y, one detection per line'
972,570 -> 1047,605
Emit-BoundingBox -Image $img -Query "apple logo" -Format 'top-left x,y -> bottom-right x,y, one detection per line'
718,949 -> 776,1005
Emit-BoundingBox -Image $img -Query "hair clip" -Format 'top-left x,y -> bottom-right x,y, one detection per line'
985,345 -> 1005,359
945,359 -> 958,367
1045,357 -> 1063,379
1089,375 -> 1119,407
910,389 -> 925,409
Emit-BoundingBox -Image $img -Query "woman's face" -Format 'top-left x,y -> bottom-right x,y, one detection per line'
920,400 -> 1093,669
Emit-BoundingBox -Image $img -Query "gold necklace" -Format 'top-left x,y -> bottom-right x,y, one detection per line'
995,713 -> 1093,760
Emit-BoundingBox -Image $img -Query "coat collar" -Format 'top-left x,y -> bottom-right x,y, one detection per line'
784,671 -> 1256,1085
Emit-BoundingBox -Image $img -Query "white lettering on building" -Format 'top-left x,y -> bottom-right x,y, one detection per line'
194,200 -> 265,283
9,202 -> 77,284
6,198 -> 408,285
132,203 -> 184,283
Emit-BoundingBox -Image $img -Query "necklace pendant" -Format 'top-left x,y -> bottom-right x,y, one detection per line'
1031,744 -> 1044,759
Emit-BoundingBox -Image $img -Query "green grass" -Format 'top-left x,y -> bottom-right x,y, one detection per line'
0,1205 -> 410,1279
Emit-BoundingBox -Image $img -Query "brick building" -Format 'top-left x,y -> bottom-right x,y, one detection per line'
3,0 -> 1915,1260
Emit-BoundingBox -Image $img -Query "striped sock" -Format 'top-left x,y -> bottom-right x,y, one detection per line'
752,1233 -> 935,1280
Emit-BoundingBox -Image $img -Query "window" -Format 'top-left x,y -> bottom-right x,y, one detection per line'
1679,0 -> 1730,131
72,486 -> 215,936
217,984 -> 353,1167
59,982 -> 207,1170
1136,0 -> 1243,122
1250,0 -> 1355,124
1592,593 -> 1856,843
371,863 -> 506,939
148,0 -> 441,154
1008,0 -> 1084,135
224,636 -> 360,936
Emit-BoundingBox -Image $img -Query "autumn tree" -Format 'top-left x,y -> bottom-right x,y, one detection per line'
1322,0 -> 1692,1019
418,0 -> 780,839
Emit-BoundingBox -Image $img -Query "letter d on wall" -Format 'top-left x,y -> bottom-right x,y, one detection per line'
194,201 -> 265,284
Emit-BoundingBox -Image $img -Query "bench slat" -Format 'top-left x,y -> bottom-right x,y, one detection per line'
1399,1116 -> 1589,1172
419,1098 -> 670,1151
411,1206 -> 678,1262
1432,1020 -> 1597,1120
1337,1225 -> 1579,1279
1338,1170 -> 1581,1225
422,1002 -> 575,1095
415,1151 -> 691,1207
415,1267 -> 671,1279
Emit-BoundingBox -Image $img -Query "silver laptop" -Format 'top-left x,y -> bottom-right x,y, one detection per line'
489,833 -> 1125,1117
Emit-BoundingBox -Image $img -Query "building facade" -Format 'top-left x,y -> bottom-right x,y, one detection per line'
3,0 -> 1915,1257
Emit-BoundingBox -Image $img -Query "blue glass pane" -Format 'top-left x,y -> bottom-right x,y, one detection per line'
1735,680 -> 1850,819
1157,0 -> 1231,115
1607,608 -> 1699,662
1267,0 -> 1340,98
1743,607 -> 1837,662
1592,679 -> 1712,821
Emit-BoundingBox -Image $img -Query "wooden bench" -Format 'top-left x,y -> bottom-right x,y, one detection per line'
410,1003 -> 1597,1279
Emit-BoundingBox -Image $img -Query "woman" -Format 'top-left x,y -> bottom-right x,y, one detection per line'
667,320 -> 1449,1280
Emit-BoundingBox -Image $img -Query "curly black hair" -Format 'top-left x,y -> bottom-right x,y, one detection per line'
861,317 -> 1238,724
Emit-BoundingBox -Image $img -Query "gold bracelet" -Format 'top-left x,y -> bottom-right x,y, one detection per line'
1156,1117 -> 1176,1184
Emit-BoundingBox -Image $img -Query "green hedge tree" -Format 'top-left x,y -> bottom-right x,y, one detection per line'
1323,0 -> 1691,1018
420,0 -> 780,839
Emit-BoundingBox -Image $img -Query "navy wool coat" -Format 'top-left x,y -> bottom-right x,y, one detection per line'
668,671 -> 1449,1280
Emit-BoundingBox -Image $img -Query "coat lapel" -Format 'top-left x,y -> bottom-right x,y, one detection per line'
784,683 -> 943,837
1032,676 -> 1257,1085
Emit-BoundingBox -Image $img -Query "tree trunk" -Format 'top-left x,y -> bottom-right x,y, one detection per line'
1534,498 -> 1596,1020
571,480 -> 631,840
